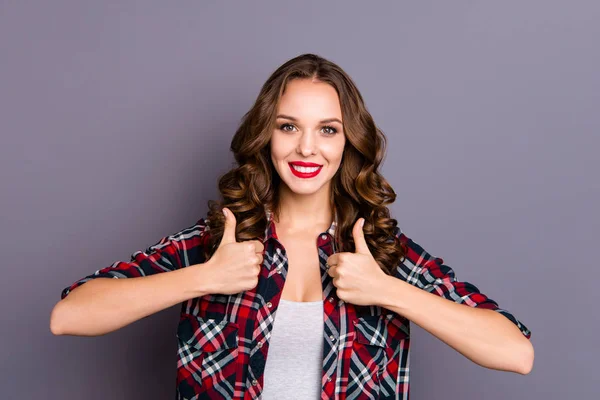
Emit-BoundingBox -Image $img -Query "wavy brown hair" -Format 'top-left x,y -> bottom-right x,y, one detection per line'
202,53 -> 406,275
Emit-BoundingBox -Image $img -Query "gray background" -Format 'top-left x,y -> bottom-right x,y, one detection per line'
1,1 -> 597,398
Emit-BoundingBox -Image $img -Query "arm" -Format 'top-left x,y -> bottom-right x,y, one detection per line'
50,218 -> 211,336
50,264 -> 211,336
380,228 -> 534,374
377,276 -> 534,374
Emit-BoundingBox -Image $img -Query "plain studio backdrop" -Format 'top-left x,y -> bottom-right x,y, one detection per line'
0,1 -> 597,399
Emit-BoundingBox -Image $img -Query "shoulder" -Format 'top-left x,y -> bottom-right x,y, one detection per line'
163,216 -> 212,265
388,224 -> 436,269
391,225 -> 419,252
163,216 -> 211,249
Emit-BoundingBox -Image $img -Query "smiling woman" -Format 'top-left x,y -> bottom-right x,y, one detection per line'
208,55 -> 405,276
270,79 -> 346,195
53,53 -> 533,400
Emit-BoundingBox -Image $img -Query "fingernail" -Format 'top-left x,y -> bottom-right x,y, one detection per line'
222,208 -> 227,217
360,218 -> 365,228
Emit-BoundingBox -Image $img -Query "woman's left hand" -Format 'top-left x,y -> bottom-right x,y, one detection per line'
326,218 -> 390,306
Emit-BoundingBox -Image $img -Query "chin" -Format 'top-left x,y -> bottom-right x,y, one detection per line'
282,176 -> 330,196
287,186 -> 324,195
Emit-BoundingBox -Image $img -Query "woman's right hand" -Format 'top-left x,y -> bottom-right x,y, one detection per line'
201,207 -> 265,295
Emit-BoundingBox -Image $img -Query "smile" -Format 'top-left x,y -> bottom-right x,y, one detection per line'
288,163 -> 323,178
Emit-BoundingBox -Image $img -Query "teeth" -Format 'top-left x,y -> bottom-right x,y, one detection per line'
292,165 -> 320,173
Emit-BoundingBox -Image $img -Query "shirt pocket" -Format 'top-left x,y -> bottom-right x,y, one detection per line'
175,313 -> 240,400
378,314 -> 410,399
348,314 -> 411,399
348,315 -> 389,399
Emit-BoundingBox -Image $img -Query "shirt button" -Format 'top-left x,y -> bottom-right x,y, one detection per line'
329,335 -> 335,341
257,341 -> 263,349
327,376 -> 332,382
252,379 -> 258,386
328,297 -> 334,303
276,266 -> 282,274
266,301 -> 272,308
321,234 -> 328,240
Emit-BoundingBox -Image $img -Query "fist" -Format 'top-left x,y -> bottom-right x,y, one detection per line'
326,218 -> 388,306
202,207 -> 264,295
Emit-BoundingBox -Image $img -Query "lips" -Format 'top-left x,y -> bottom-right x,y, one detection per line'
289,161 -> 322,167
288,162 -> 323,178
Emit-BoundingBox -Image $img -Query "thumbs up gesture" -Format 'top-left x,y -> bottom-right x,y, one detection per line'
326,218 -> 389,306
202,208 -> 265,295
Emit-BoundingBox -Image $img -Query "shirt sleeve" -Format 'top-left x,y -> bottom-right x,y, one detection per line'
60,218 -> 210,300
392,227 -> 532,339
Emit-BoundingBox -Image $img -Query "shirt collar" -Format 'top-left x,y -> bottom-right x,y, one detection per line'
263,206 -> 337,243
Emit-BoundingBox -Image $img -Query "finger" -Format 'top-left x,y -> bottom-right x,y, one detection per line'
352,218 -> 370,255
253,240 -> 265,253
220,207 -> 237,245
326,254 -> 338,267
327,264 -> 337,278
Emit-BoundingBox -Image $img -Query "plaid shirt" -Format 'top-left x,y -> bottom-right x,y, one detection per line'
61,210 -> 531,399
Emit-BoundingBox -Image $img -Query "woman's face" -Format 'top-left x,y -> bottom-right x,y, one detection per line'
270,79 -> 346,197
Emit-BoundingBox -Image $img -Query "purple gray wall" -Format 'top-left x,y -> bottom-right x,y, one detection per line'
1,1 -> 597,398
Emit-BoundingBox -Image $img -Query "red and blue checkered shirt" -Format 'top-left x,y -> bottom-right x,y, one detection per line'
61,210 -> 531,399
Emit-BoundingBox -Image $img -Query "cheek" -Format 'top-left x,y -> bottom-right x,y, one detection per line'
269,138 -> 283,163
323,142 -> 345,165
270,134 -> 293,160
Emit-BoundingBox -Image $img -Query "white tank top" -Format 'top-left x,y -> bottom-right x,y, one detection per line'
261,298 -> 324,399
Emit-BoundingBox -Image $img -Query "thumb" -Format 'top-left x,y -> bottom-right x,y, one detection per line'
220,208 -> 237,246
352,218 -> 370,255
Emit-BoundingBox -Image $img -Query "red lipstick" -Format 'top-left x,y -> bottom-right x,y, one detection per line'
288,162 -> 323,178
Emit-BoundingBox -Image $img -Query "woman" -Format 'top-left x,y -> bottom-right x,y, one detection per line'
51,53 -> 533,399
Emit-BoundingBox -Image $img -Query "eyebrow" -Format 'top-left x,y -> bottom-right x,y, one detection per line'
276,114 -> 343,125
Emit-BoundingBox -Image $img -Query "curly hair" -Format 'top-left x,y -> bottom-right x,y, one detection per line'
202,53 -> 407,275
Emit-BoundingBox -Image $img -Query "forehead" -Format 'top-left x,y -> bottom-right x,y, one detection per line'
278,79 -> 342,119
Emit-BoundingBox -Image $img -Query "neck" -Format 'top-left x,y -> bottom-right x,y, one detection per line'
274,183 -> 333,232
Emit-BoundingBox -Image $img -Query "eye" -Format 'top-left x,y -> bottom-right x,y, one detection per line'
322,125 -> 338,136
279,123 -> 296,132
278,123 -> 339,136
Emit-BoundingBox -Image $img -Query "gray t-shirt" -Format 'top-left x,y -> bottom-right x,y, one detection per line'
261,298 -> 324,399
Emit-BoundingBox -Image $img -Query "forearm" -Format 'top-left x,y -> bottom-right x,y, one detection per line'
50,264 -> 210,337
377,275 -> 533,374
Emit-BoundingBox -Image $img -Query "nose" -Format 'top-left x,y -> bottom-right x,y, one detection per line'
296,131 -> 317,156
